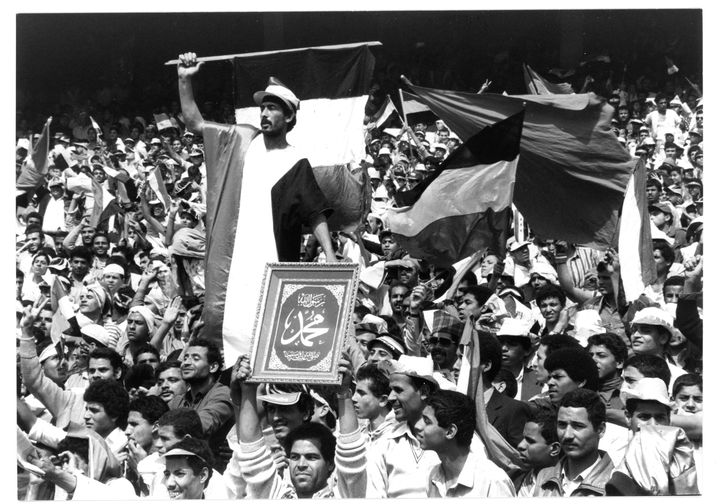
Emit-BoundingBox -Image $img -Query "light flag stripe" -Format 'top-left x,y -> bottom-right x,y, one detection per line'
235,95 -> 368,167
387,158 -> 517,235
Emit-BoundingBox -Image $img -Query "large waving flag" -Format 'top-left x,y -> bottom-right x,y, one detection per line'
523,63 -> 574,95
402,81 -> 635,249
386,112 -> 523,267
618,157 -> 657,301
230,42 -> 376,232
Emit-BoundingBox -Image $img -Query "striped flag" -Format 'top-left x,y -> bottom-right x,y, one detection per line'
366,94 -> 400,132
231,42 -> 375,232
523,63 -> 574,95
386,112 -> 523,267
400,89 -> 432,115
402,82 -> 635,249
618,157 -> 657,301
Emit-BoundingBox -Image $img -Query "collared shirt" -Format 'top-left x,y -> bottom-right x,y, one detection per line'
174,381 -> 234,438
560,454 -> 602,496
427,451 -> 516,498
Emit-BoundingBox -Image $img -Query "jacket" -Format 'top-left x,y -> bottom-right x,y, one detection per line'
534,451 -> 615,497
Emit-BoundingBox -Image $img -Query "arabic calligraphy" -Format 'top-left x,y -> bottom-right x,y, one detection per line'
279,309 -> 329,347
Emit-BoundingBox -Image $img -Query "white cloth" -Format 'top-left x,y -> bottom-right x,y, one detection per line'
43,197 -> 67,233
222,136 -> 302,365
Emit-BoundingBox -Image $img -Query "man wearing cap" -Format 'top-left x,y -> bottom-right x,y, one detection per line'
229,354 -> 367,498
426,311 -> 463,381
629,307 -> 686,390
496,318 -> 542,402
161,437 -> 216,499
606,377 -> 699,496
366,355 -> 443,498
649,200 -> 685,249
37,176 -> 68,236
177,52 -> 337,366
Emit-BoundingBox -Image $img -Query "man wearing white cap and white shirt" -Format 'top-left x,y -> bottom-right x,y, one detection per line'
177,52 -> 337,366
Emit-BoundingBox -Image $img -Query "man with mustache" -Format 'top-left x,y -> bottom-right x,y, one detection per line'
176,52 -> 337,368
533,389 -> 614,496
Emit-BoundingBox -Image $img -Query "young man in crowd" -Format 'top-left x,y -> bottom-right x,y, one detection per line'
353,363 -> 395,442
416,389 -> 515,497
514,409 -> 561,496
587,332 -> 627,425
534,389 -> 615,496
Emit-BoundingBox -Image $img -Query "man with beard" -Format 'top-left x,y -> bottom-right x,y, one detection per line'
176,52 -> 336,368
172,338 -> 233,472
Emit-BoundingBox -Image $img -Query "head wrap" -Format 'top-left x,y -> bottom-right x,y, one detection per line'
128,305 -> 157,334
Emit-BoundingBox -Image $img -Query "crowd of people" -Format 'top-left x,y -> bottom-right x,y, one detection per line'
15,46 -> 703,499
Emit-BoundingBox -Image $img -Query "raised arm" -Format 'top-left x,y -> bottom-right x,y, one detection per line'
177,52 -> 206,135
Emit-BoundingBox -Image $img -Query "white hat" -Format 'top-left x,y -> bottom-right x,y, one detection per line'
509,240 -> 531,252
16,138 -> 31,151
367,167 -> 381,180
80,324 -> 115,348
388,355 -> 439,387
38,343 -> 59,364
529,262 -> 559,285
631,307 -> 674,333
378,147 -> 391,156
621,377 -> 672,407
496,318 -> 532,338
253,77 -> 300,112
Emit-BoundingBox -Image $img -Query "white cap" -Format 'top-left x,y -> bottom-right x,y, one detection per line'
621,377 -> 672,407
253,77 -> 300,111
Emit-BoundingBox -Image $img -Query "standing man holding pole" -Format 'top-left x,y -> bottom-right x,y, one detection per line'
176,52 -> 337,365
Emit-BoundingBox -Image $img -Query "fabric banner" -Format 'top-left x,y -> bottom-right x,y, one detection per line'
386,112 -> 523,267
523,63 -> 574,95
618,157 -> 657,302
403,83 -> 635,249
232,42 -> 376,231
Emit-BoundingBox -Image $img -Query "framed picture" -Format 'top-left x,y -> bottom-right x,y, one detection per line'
247,262 -> 360,385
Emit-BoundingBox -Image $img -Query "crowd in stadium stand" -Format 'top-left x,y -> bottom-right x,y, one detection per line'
15,44 -> 703,499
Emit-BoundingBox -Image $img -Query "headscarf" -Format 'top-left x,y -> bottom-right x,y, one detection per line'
128,305 -> 157,334
168,227 -> 206,259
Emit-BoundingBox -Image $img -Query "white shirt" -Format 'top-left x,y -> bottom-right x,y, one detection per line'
560,454 -> 602,496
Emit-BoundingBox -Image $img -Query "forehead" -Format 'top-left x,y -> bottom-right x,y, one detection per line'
158,425 -> 180,439
523,421 -> 546,440
137,352 -> 158,361
589,344 -> 611,354
389,373 -> 414,389
623,366 -> 643,379
89,358 -> 112,368
159,367 -> 182,379
290,438 -> 323,457
129,312 -> 147,322
165,456 -> 195,472
128,410 -> 150,424
677,385 -> 702,396
557,406 -> 590,423
184,346 -> 208,358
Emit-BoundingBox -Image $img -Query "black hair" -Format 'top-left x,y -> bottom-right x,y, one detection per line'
624,354 -> 671,387
478,330 -> 502,382
283,422 -> 336,467
166,437 -> 214,488
132,343 -> 160,364
186,337 -> 223,376
56,437 -> 89,464
672,373 -> 702,397
586,332 -> 628,367
646,178 -> 662,190
528,408 -> 559,444
535,284 -> 566,306
558,389 -> 606,431
356,363 -> 391,398
464,285 -> 493,307
388,280 -> 411,294
83,379 -> 130,429
157,408 -> 204,439
544,347 -> 600,391
460,271 -> 478,286
89,347 -> 124,374
425,390 -> 476,447
498,334 -> 532,352
155,359 -> 182,379
25,225 -> 44,238
663,275 -> 685,290
124,364 -> 157,391
129,395 -> 169,424
539,333 -> 582,356
70,245 -> 93,263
